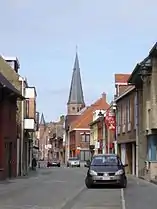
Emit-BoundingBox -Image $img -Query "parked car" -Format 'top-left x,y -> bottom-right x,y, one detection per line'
85,154 -> 128,188
47,159 -> 61,167
67,157 -> 80,167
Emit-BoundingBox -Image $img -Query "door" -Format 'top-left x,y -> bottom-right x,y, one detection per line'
8,142 -> 12,178
80,150 -> 91,161
121,144 -> 126,165
5,142 -> 12,178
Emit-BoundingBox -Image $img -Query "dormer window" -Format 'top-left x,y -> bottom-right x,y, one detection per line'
2,56 -> 20,73
7,61 -> 15,69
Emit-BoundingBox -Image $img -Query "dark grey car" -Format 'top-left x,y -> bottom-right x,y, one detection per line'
85,154 -> 128,188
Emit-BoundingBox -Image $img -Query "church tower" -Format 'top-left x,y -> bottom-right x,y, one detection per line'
67,51 -> 85,115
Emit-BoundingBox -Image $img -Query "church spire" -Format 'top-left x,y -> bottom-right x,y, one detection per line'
67,51 -> 85,105
40,113 -> 46,126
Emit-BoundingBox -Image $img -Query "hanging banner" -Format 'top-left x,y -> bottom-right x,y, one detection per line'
105,110 -> 116,130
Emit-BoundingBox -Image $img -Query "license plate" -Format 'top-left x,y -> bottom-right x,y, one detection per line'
102,176 -> 110,180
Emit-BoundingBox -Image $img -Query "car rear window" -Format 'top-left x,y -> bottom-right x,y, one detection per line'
69,157 -> 78,161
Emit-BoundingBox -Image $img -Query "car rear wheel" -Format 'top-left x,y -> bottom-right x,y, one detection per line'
85,177 -> 93,189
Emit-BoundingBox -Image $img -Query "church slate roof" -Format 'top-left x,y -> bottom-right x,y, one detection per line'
67,52 -> 85,105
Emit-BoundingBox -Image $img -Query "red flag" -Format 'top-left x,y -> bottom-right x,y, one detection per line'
105,110 -> 116,130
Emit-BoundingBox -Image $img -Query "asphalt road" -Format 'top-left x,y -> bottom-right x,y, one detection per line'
0,166 -> 157,209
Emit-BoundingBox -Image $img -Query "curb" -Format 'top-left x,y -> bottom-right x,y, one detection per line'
150,180 -> 157,185
139,176 -> 157,185
139,176 -> 147,181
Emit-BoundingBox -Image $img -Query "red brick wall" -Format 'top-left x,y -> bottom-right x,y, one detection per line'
0,96 -> 17,180
69,130 -> 90,152
76,130 -> 90,149
70,131 -> 76,150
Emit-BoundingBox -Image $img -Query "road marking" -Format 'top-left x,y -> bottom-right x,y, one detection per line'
121,188 -> 126,209
60,185 -> 86,209
43,180 -> 68,184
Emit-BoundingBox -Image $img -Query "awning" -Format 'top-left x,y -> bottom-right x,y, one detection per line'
0,73 -> 24,99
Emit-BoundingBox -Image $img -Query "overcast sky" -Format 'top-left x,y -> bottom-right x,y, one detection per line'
1,0 -> 157,121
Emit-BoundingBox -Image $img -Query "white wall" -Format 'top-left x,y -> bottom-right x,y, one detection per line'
25,87 -> 36,99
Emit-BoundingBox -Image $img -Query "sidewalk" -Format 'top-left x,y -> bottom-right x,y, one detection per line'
0,169 -> 40,196
128,174 -> 157,186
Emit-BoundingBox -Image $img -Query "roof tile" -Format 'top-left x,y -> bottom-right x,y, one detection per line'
70,93 -> 109,130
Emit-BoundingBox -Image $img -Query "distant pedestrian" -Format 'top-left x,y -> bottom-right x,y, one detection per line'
32,157 -> 37,171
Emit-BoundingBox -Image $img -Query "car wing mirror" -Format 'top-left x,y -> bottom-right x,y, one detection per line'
123,164 -> 128,167
85,160 -> 91,167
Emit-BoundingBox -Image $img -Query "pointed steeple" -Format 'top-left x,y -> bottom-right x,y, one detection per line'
67,51 -> 85,106
40,113 -> 46,126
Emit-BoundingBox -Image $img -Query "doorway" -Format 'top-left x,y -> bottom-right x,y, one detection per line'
5,142 -> 12,178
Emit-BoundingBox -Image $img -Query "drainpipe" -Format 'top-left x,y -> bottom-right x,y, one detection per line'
65,129 -> 69,163
67,131 -> 70,160
19,76 -> 25,176
135,90 -> 139,177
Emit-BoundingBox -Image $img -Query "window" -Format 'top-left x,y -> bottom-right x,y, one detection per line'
134,94 -> 137,129
124,103 -> 126,124
81,134 -> 86,142
117,105 -> 121,125
122,104 -> 125,125
46,136 -> 48,145
7,61 -> 15,69
25,99 -> 29,118
72,107 -> 75,110
81,134 -> 90,142
91,155 -> 118,166
86,135 -> 90,142
127,99 -> 131,123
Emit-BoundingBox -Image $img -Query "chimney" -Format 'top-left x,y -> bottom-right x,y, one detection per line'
102,92 -> 106,100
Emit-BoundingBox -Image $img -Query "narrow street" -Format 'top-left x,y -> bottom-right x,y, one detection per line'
0,166 -> 157,209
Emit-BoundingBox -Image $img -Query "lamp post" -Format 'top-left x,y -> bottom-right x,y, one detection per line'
112,101 -> 117,155
98,110 -> 105,154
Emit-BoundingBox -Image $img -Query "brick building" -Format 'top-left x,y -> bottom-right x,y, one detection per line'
69,94 -> 109,161
115,85 -> 136,175
128,42 -> 157,179
0,56 -> 38,176
0,72 -> 23,180
90,107 -> 115,156
39,114 -> 65,162
48,116 -> 65,163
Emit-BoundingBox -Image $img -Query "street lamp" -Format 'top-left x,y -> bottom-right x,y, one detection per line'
139,67 -> 150,82
112,101 -> 117,154
138,59 -> 151,82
